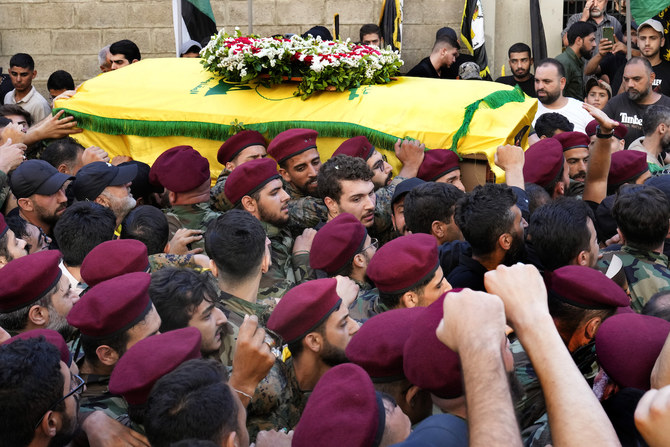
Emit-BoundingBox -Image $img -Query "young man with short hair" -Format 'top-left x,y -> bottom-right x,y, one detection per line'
359,23 -> 383,47
109,39 -> 141,70
556,21 -> 597,100
496,42 -> 536,98
3,53 -> 51,123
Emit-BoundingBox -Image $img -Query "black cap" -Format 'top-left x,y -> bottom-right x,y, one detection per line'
436,27 -> 457,40
391,177 -> 425,206
119,160 -> 162,199
9,160 -> 73,198
72,162 -> 137,201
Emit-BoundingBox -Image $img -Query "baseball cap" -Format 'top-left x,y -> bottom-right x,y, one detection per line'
9,160 -> 73,198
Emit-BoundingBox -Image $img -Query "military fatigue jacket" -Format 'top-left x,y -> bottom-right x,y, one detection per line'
148,253 -> 206,272
245,357 -> 309,441
349,279 -> 383,323
598,246 -> 670,312
164,202 -> 222,250
371,176 -> 406,244
283,181 -> 329,235
210,169 -> 233,212
257,221 -> 315,301
79,372 -> 128,421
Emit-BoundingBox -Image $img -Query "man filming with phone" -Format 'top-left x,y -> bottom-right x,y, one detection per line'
562,0 -> 622,52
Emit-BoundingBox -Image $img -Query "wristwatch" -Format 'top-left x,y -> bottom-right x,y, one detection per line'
595,125 -> 613,139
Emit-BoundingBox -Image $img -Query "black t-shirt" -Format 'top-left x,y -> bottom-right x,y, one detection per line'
495,75 -> 536,98
406,57 -> 439,78
652,59 -> 670,97
609,58 -> 670,97
600,52 -> 627,93
602,93 -> 670,148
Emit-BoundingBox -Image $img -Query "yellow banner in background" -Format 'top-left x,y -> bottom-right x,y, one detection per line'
54,58 -> 537,181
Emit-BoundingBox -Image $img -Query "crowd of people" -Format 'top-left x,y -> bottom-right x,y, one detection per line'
4,1 -> 670,446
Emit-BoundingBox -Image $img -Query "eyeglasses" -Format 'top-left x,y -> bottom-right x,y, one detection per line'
371,155 -> 388,173
359,238 -> 379,253
33,374 -> 85,430
37,226 -> 52,250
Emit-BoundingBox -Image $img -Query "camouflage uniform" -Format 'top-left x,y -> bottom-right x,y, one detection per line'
79,372 -> 128,421
371,176 -> 406,244
283,180 -> 329,235
217,290 -> 275,366
257,221 -> 315,302
210,169 -> 234,213
216,290 -> 307,441
164,203 -> 223,251
513,339 -> 599,447
148,253 -> 208,272
349,279 -> 383,323
245,357 -> 309,441
597,246 -> 670,312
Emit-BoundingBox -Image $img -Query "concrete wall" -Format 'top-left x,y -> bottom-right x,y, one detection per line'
0,0 -> 560,98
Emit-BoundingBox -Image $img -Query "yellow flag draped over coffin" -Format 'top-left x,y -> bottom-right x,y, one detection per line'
54,58 -> 537,181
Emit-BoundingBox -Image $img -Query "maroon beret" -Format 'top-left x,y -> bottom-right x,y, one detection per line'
293,363 -> 384,447
81,239 -> 149,287
333,136 -> 375,160
595,313 -> 670,390
417,149 -> 460,182
224,157 -> 281,206
109,327 -> 202,405
585,120 -> 628,139
4,329 -> 72,366
217,130 -> 267,165
544,265 -> 630,309
267,128 -> 318,164
0,250 -> 62,313
367,233 -> 439,294
403,291 -> 463,398
0,213 -> 8,240
310,213 -> 367,274
67,272 -> 152,338
267,278 -> 341,344
522,138 -> 564,187
608,150 -> 649,187
553,131 -> 590,151
346,307 -> 423,382
149,146 -> 210,193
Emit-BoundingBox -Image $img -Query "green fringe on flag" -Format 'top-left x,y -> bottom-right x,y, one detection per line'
449,85 -> 526,155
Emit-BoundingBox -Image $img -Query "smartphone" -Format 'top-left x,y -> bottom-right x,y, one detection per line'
603,26 -> 614,45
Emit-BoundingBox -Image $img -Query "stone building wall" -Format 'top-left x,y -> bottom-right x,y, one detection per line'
0,0 -> 462,97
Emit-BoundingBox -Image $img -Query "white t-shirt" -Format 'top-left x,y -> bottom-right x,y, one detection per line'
532,97 -> 592,134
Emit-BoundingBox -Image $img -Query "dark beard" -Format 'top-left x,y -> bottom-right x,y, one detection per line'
320,340 -> 349,367
48,406 -> 77,447
502,235 -> 526,266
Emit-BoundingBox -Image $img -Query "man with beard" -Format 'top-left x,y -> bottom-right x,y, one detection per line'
556,22 -> 597,101
0,337 -> 81,447
149,146 -> 221,251
533,59 -> 593,133
53,202 -> 117,296
267,129 -> 325,228
628,104 -> 670,174
9,160 -> 73,246
329,137 -> 425,241
267,277 -> 360,393
66,272 -> 162,422
225,157 -> 316,301
72,161 -> 137,228
508,266 -> 629,445
554,131 -> 591,187
0,250 -> 78,339
149,268 -> 228,358
604,57 -> 670,148
528,198 -> 599,271
310,213 -> 381,321
561,0 -> 622,53
0,212 -> 28,267
318,155 -> 377,229
447,183 -> 527,291
496,43 -> 536,98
